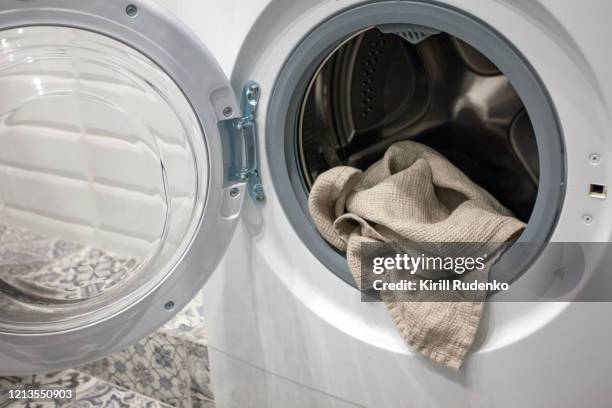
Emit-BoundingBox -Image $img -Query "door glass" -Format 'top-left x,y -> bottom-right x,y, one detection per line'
0,26 -> 208,332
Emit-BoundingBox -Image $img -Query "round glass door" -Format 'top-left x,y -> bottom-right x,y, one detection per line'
0,26 -> 208,332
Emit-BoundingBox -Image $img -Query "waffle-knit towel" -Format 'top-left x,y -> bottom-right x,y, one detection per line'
308,141 -> 525,368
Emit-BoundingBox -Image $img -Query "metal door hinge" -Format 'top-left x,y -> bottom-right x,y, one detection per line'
226,81 -> 265,203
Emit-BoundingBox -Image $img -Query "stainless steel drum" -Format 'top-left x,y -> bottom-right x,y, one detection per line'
299,28 -> 539,221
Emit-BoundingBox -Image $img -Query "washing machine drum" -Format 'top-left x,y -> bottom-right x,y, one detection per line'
300,28 -> 539,222
0,1 -> 247,375
268,4 -> 565,289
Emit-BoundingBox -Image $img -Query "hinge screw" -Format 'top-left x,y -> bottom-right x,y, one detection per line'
126,4 -> 139,17
229,187 -> 240,197
223,107 -> 233,117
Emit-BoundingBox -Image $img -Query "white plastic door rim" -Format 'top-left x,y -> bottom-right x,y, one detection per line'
0,1 -> 243,375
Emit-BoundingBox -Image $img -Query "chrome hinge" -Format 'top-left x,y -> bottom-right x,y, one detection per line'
226,81 -> 265,202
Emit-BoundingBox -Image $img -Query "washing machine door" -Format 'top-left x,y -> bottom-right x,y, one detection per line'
0,0 -> 249,375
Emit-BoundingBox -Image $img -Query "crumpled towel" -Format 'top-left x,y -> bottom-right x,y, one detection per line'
308,141 -> 525,368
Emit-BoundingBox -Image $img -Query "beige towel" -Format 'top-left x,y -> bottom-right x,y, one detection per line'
308,141 -> 525,368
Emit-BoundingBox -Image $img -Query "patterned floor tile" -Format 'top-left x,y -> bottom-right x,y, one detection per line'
0,223 -> 214,408
0,223 -> 140,307
191,391 -> 215,408
82,332 -> 193,408
81,296 -> 214,408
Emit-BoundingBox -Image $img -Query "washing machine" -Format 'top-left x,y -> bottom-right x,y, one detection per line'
0,0 -> 611,407
199,0 -> 612,407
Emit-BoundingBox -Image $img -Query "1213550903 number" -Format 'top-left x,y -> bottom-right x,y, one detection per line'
7,388 -> 74,400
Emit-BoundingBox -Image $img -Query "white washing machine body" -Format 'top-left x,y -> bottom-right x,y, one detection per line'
189,0 -> 612,407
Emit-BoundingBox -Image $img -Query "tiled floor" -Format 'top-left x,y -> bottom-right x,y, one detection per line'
1,310 -> 214,407
0,224 -> 140,305
81,295 -> 214,408
0,294 -> 214,408
0,224 -> 215,408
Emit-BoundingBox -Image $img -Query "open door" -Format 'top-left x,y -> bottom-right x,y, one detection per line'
0,0 -> 250,375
